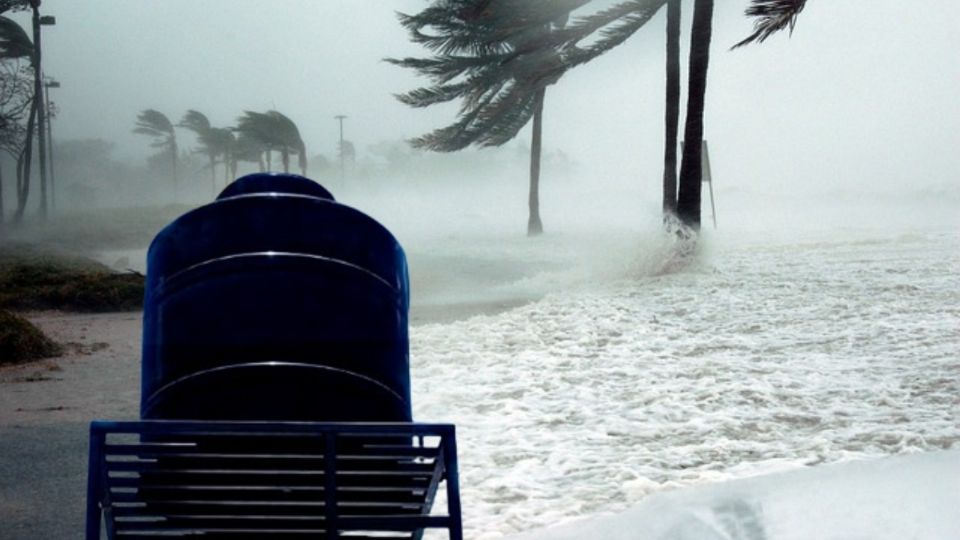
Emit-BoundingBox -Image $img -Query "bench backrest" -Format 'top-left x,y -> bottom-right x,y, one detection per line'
87,421 -> 462,540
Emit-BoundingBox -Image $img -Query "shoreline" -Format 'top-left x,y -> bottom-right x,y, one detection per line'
0,293 -> 535,427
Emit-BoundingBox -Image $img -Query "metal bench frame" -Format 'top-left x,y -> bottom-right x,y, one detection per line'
87,420 -> 463,539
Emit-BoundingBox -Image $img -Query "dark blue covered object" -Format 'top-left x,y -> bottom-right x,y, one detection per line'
140,173 -> 411,422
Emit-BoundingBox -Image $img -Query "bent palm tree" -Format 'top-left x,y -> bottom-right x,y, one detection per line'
134,109 -> 178,200
0,15 -> 32,59
230,130 -> 265,175
235,110 -> 306,175
179,110 -> 236,195
389,2 -> 581,236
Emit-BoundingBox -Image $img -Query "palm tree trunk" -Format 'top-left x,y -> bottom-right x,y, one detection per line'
209,153 -> 217,197
281,148 -> 290,173
170,138 -> 178,202
298,141 -> 307,176
662,0 -> 681,217
266,150 -> 272,171
527,88 -> 545,237
676,0 -> 713,230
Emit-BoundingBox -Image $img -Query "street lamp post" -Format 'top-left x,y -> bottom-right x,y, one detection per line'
334,115 -> 346,180
31,4 -> 56,218
44,79 -> 59,211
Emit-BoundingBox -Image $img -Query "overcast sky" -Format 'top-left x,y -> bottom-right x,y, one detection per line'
9,0 -> 960,196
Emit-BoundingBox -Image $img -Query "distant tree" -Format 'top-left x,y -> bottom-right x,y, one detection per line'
235,110 -> 306,175
0,14 -> 31,58
389,1 -> 586,236
230,130 -> 265,177
178,110 -> 235,196
133,109 -> 178,200
213,128 -> 235,185
0,59 -> 31,226
0,13 -> 34,223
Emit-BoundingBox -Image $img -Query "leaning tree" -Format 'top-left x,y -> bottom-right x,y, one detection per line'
133,109 -> 178,200
430,0 -> 807,232
388,0 -> 591,236
235,110 -> 306,176
179,110 -> 235,196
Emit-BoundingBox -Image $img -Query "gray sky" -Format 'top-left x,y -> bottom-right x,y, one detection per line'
11,0 -> 960,196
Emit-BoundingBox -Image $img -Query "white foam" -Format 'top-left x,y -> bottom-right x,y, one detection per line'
409,226 -> 960,538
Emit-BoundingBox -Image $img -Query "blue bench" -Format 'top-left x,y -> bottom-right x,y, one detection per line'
86,420 -> 462,539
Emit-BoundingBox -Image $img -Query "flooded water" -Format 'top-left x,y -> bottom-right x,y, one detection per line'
409,226 -> 960,538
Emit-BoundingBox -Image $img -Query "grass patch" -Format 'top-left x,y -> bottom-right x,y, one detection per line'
0,243 -> 144,312
0,309 -> 62,366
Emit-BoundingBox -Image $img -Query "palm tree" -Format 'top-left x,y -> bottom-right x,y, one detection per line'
0,62 -> 31,227
0,14 -> 32,58
230,130 -> 265,176
178,110 -> 216,193
179,110 -> 236,195
389,2 -> 583,236
267,110 -> 307,176
211,127 -> 235,185
675,0 -> 713,230
133,109 -> 178,199
235,110 -> 306,175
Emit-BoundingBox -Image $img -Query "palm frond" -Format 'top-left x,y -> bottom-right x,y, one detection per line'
178,109 -> 211,134
0,15 -> 32,60
732,0 -> 807,49
134,109 -> 174,135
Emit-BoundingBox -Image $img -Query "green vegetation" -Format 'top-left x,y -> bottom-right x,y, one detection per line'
0,308 -> 61,365
0,243 -> 144,311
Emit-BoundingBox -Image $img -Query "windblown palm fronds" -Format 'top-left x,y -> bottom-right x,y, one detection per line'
133,109 -> 175,145
388,0 -> 584,151
178,109 -> 211,136
133,109 -> 178,195
389,0 -> 670,152
234,110 -> 306,174
732,0 -> 807,49
0,15 -> 32,60
179,110 -> 235,191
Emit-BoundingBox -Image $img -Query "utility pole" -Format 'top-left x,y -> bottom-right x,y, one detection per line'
334,114 -> 346,180
31,2 -> 55,219
44,79 -> 59,212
